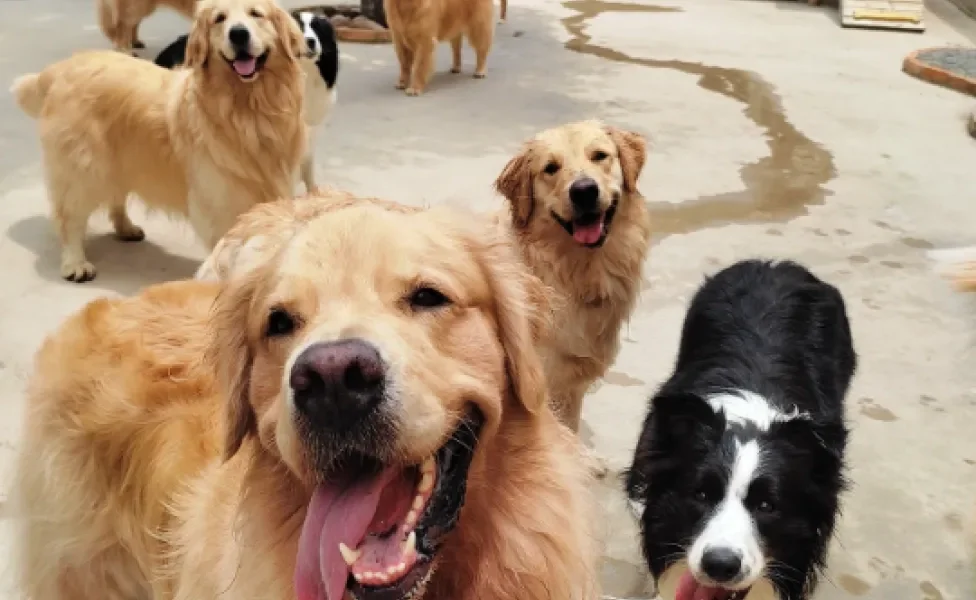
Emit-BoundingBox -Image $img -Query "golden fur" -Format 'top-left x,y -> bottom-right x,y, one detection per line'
10,0 -> 306,283
97,0 -> 198,52
12,199 -> 599,600
383,0 -> 496,96
492,120 -> 652,439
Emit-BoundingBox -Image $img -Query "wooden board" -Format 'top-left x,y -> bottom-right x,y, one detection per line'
841,0 -> 925,31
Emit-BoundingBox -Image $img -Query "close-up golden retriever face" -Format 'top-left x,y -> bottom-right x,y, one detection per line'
495,119 -> 648,248
209,203 -> 546,600
184,0 -> 304,81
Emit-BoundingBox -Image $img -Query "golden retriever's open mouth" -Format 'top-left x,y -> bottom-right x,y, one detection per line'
675,572 -> 752,600
551,195 -> 619,248
223,50 -> 269,80
294,408 -> 484,600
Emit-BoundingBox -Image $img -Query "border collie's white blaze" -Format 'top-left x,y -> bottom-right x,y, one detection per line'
625,260 -> 856,600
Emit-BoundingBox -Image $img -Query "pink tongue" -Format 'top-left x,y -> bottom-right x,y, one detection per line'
294,468 -> 400,600
675,571 -> 732,600
572,220 -> 604,245
233,57 -> 257,76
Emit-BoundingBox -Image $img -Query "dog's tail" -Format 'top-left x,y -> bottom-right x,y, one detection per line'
9,72 -> 50,119
97,0 -> 121,41
499,0 -> 508,22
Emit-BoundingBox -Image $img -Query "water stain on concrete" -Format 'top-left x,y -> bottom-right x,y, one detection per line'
603,370 -> 646,387
901,237 -> 935,249
919,580 -> 943,600
943,512 -> 963,531
880,260 -> 904,269
561,0 -> 837,241
849,255 -> 870,265
838,573 -> 872,596
858,397 -> 898,422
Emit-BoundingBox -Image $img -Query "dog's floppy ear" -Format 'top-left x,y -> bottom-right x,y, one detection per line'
207,273 -> 259,460
270,7 -> 306,60
606,125 -> 648,193
472,225 -> 549,415
494,144 -> 535,229
184,4 -> 213,69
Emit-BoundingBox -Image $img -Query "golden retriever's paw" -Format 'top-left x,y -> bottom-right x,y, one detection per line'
115,225 -> 146,243
133,39 -> 146,49
473,72 -> 486,79
405,87 -> 421,96
61,260 -> 96,283
450,66 -> 461,74
396,80 -> 408,90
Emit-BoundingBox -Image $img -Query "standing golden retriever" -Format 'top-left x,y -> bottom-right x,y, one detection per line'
97,0 -> 197,52
12,199 -> 599,600
384,0 -> 496,96
10,0 -> 306,282
493,120 -> 652,471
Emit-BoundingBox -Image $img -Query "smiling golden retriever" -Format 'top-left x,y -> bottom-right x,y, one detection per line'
10,0 -> 305,282
12,199 -> 598,600
493,120 -> 652,470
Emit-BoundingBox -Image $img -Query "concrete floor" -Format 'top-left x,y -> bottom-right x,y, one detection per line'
1,0 -> 976,598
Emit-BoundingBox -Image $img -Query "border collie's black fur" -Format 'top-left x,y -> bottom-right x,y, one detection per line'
625,259 -> 856,600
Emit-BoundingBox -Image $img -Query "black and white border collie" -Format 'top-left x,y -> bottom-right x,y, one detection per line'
154,10 -> 339,191
625,259 -> 857,600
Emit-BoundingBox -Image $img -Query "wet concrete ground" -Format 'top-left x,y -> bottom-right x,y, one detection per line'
1,0 -> 976,599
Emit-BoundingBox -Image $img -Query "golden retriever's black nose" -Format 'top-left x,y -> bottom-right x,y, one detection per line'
290,339 -> 386,428
228,25 -> 250,49
569,177 -> 600,213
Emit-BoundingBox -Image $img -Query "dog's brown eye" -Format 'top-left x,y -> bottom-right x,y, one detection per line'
543,161 -> 560,176
266,308 -> 296,337
213,13 -> 226,24
592,150 -> 609,162
408,287 -> 451,310
757,500 -> 775,513
249,9 -> 263,18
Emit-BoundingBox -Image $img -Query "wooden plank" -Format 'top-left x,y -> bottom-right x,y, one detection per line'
841,0 -> 925,31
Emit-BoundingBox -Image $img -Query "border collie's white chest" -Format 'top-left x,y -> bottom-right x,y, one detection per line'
302,61 -> 336,128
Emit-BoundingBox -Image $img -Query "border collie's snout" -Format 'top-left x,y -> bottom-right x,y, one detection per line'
228,25 -> 251,54
700,548 -> 743,584
305,36 -> 318,53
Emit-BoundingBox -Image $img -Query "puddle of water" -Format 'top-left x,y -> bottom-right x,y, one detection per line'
837,573 -> 872,596
603,370 -> 646,387
561,0 -> 836,241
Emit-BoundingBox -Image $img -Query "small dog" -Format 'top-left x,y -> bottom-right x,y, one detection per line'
97,0 -> 197,52
625,259 -> 857,600
156,10 -> 339,192
12,0 -> 306,282
384,0 -> 496,96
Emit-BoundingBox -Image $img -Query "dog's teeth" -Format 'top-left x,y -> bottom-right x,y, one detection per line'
339,542 -> 362,566
418,472 -> 434,493
404,509 -> 417,527
412,495 -> 424,511
387,565 -> 398,575
403,530 -> 417,555
397,561 -> 406,573
421,457 -> 435,474
352,571 -> 365,583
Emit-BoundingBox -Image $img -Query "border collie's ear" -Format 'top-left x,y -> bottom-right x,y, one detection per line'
650,392 -> 721,446
772,417 -> 849,487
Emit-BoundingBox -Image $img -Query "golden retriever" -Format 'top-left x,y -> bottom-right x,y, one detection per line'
12,199 -> 599,600
493,120 -> 652,455
9,0 -> 306,282
194,121 -> 651,475
384,0 -> 496,96
97,0 -> 197,52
